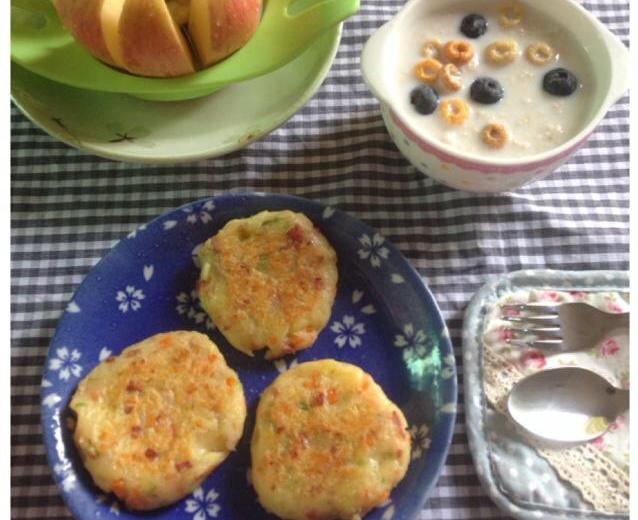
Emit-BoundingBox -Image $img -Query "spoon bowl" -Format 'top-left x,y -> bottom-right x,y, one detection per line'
508,367 -> 629,443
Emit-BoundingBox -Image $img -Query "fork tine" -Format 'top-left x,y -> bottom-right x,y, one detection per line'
507,338 -> 564,349
508,327 -> 562,337
503,315 -> 560,326
501,303 -> 561,315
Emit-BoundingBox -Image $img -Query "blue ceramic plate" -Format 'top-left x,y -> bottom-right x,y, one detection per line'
41,193 -> 457,520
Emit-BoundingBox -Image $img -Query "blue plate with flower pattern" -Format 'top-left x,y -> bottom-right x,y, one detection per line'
41,192 -> 457,520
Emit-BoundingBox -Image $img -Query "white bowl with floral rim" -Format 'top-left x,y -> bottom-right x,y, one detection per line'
361,0 -> 629,193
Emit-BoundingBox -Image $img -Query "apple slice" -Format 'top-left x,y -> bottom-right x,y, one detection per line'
104,0 -> 196,77
53,0 -> 117,67
167,0 -> 191,25
100,0 -> 126,67
189,0 -> 262,67
54,0 -> 261,77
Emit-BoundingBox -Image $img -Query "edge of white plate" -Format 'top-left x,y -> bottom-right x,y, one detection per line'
11,24 -> 343,165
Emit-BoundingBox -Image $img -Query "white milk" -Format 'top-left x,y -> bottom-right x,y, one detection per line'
392,1 -> 596,158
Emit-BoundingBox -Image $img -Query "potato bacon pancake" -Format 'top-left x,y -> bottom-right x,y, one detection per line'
198,210 -> 338,359
251,360 -> 411,520
69,331 -> 246,510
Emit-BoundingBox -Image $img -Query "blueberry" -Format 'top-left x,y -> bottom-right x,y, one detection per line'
410,85 -> 439,115
460,14 -> 488,38
543,68 -> 580,96
469,77 -> 504,104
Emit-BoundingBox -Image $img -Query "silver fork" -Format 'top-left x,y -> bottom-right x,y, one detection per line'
500,301 -> 629,351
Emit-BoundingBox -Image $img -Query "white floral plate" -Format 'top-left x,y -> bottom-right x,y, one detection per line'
11,26 -> 341,164
41,193 -> 457,520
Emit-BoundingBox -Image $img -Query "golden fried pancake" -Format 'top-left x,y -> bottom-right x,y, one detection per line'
197,210 -> 338,359
251,360 -> 411,520
69,331 -> 246,510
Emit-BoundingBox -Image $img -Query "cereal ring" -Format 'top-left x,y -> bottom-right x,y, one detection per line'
498,2 -> 524,27
481,123 -> 508,148
422,39 -> 443,60
443,40 -> 475,65
439,98 -> 470,125
414,58 -> 443,84
485,39 -> 519,65
437,63 -> 463,93
526,42 -> 555,65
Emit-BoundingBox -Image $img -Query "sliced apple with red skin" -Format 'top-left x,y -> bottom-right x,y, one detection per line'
115,0 -> 195,77
53,0 -> 117,67
53,0 -> 262,78
189,0 -> 262,67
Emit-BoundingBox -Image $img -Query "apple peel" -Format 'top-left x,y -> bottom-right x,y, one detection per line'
190,0 -> 262,67
53,0 -> 116,67
53,0 -> 262,78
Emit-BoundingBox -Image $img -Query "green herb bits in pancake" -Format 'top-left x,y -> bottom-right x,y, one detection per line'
251,359 -> 411,520
197,210 -> 338,359
69,331 -> 246,510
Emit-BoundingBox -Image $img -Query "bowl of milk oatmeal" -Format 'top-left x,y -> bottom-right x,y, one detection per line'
361,0 -> 629,192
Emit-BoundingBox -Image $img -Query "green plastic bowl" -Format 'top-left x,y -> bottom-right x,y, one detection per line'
11,0 -> 359,101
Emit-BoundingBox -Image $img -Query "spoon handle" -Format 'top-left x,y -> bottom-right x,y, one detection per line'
609,311 -> 629,329
609,387 -> 630,417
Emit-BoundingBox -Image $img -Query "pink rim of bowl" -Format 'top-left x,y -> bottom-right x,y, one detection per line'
389,110 -> 593,175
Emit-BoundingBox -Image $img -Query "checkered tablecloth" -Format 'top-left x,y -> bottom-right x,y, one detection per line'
11,0 -> 629,518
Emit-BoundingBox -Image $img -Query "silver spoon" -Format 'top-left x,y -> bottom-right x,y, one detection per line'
507,367 -> 629,443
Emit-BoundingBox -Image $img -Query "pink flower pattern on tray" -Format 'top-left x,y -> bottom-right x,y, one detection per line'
599,338 -> 621,357
485,288 -> 629,472
520,349 -> 547,370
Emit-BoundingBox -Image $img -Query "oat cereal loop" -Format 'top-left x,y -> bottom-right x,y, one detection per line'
439,98 -> 470,125
485,39 -> 519,65
422,39 -> 443,60
437,63 -> 463,93
498,2 -> 524,27
415,58 -> 443,84
481,123 -> 509,148
443,40 -> 475,65
526,42 -> 555,65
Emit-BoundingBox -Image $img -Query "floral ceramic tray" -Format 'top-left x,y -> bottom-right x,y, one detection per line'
462,270 -> 629,520
41,192 -> 457,520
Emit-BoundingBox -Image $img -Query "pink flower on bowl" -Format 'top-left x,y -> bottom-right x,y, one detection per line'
520,350 -> 547,370
569,291 -> 587,299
